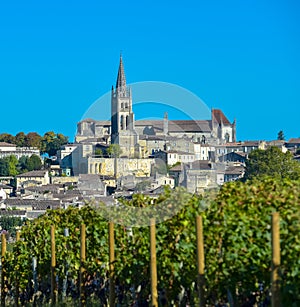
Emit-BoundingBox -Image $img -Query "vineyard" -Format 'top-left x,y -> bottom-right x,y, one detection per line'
0,177 -> 299,306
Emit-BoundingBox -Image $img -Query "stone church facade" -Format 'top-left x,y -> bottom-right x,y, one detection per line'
73,56 -> 236,178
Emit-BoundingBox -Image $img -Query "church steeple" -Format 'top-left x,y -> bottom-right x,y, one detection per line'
111,55 -> 138,157
116,55 -> 126,91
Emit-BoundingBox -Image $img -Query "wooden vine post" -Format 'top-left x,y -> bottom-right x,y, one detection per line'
109,222 -> 115,307
150,218 -> 158,307
196,215 -> 205,307
15,231 -> 20,307
80,224 -> 86,306
62,228 -> 69,300
50,225 -> 57,304
16,231 -> 20,242
271,212 -> 281,307
1,233 -> 7,307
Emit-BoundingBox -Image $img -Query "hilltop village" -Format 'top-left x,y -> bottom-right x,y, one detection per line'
0,57 -> 300,221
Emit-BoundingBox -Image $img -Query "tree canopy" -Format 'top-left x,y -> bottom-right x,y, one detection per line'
244,146 -> 300,180
0,131 -> 69,156
277,130 -> 285,140
107,144 -> 122,157
0,154 -> 42,176
41,132 -> 69,156
0,155 -> 18,176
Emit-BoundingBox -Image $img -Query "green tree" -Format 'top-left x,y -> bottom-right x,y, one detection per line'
5,155 -> 18,176
15,132 -> 26,147
26,154 -> 42,171
42,132 -> 69,156
244,146 -> 300,180
56,133 -> 68,145
94,148 -> 103,157
18,156 -> 29,172
25,132 -> 42,149
277,130 -> 285,140
0,159 -> 9,176
0,216 -> 25,238
0,133 -> 15,144
107,144 -> 123,157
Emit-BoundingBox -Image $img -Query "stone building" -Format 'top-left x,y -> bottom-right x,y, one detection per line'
111,56 -> 139,157
16,170 -> 50,189
75,57 -> 236,148
0,142 -> 40,159
72,56 -> 236,188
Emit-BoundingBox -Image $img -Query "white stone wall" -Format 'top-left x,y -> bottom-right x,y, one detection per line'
87,157 -> 154,178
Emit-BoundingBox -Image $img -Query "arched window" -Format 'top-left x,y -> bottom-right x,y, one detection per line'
120,115 -> 124,130
201,135 -> 206,144
126,116 -> 129,129
225,133 -> 230,143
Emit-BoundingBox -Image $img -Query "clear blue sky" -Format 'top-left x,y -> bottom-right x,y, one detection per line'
0,0 -> 299,142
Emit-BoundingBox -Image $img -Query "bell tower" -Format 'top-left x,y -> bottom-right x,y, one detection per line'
111,55 -> 139,157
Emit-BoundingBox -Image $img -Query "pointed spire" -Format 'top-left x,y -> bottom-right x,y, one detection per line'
116,54 -> 126,89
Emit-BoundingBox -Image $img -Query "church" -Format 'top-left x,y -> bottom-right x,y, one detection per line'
76,56 -> 236,157
72,56 -> 236,177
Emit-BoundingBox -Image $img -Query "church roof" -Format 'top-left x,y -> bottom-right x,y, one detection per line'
116,55 -> 126,89
168,120 -> 211,132
135,119 -> 211,133
212,109 -> 231,125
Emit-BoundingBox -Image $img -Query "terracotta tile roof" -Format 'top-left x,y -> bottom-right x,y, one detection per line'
243,141 -> 262,146
16,170 -> 48,178
136,119 -> 212,133
0,142 -> 16,147
234,152 -> 248,157
212,109 -> 231,125
225,166 -> 245,175
5,199 -> 60,209
168,120 -> 211,132
169,164 -> 182,172
25,184 -> 61,193
288,138 -> 300,144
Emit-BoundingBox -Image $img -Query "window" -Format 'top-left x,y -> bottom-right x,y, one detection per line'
120,115 -> 124,130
